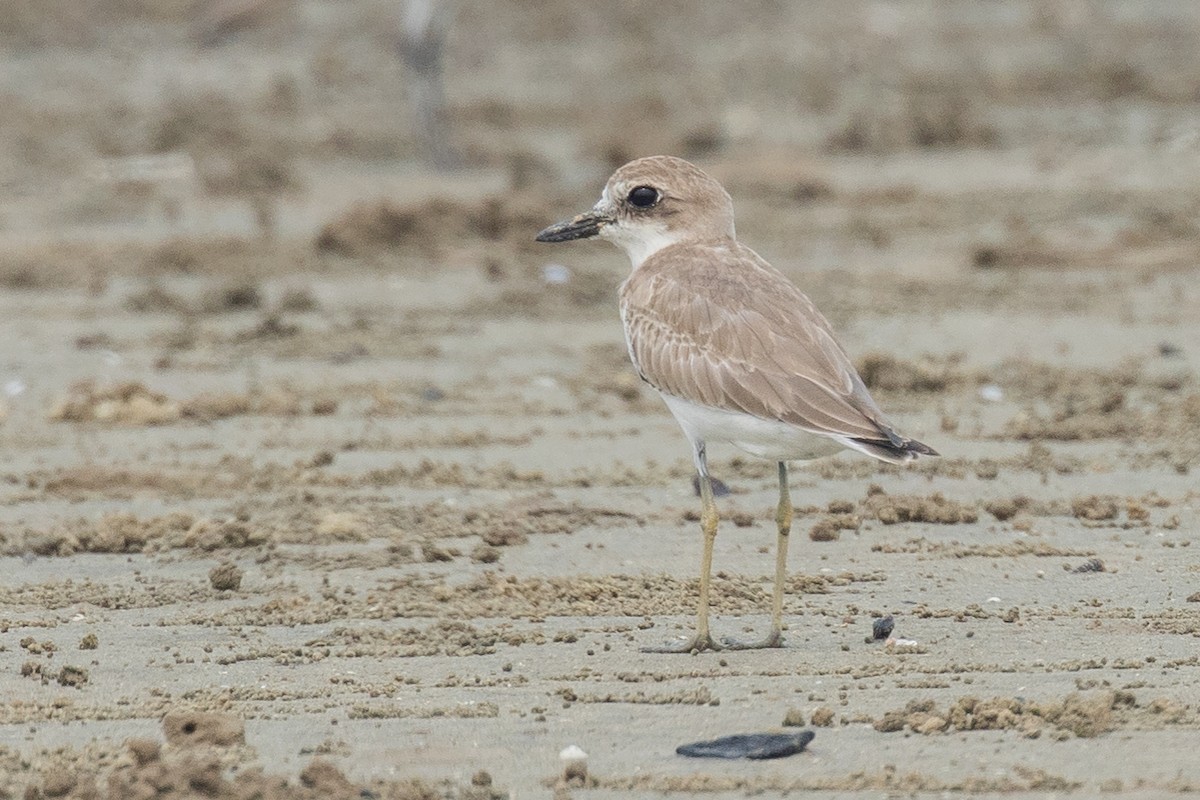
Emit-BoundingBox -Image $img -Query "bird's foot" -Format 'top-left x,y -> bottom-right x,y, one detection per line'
640,632 -> 724,654
719,629 -> 784,651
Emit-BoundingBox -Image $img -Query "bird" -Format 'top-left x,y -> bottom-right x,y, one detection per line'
535,155 -> 935,653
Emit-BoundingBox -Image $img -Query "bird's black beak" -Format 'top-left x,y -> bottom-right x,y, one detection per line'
535,211 -> 611,243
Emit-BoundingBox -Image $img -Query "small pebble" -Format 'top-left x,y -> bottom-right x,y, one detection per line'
542,263 -> 572,285
978,384 -> 1004,402
886,637 -> 920,650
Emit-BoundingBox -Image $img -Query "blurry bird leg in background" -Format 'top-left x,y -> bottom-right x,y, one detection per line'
398,0 -> 460,170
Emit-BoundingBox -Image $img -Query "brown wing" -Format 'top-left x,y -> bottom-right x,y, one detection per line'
620,241 -> 930,454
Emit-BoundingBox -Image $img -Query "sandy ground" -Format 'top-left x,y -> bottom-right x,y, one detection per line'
2,1 -> 1200,797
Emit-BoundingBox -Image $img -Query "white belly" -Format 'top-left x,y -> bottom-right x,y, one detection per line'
659,393 -> 850,462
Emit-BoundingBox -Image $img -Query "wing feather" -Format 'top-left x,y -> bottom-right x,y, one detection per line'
620,240 -> 907,447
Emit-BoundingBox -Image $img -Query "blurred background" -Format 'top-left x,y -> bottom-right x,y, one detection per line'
2,0 -> 1199,289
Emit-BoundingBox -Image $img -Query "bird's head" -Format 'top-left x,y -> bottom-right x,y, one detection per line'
536,155 -> 735,267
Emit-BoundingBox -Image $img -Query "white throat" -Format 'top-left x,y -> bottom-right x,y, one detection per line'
601,223 -> 684,269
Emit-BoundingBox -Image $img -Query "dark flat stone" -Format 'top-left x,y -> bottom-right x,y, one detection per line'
676,730 -> 815,760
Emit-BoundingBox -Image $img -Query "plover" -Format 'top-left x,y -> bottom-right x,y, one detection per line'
536,155 -> 935,653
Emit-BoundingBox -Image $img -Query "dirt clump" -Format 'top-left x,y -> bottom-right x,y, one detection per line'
162,712 -> 245,747
198,281 -> 264,312
125,284 -> 191,313
862,485 -> 978,525
809,707 -> 835,727
1071,495 -> 1121,522
48,381 -> 182,425
983,495 -> 1032,521
298,758 -> 358,795
22,713 -> 478,800
56,665 -> 89,688
809,514 -> 860,541
208,562 -> 244,591
180,387 -> 313,420
782,708 -> 806,727
873,691 -> 1139,739
182,518 -> 269,551
315,194 -> 554,259
856,352 -> 969,393
4,513 -> 197,557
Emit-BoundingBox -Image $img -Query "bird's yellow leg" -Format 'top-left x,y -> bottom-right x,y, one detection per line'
723,461 -> 790,650
642,464 -> 723,654
770,461 -> 793,643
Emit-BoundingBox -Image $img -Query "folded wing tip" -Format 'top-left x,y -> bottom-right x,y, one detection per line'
849,435 -> 938,464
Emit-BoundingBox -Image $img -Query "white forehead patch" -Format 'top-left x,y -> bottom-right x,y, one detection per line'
596,185 -> 612,210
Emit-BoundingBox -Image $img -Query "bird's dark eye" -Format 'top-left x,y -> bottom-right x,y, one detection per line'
627,186 -> 660,208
